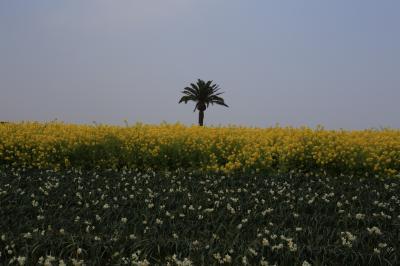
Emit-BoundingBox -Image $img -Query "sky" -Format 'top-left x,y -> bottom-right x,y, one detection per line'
1,0 -> 399,129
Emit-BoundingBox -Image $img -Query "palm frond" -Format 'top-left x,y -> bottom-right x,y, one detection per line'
178,95 -> 196,104
179,79 -> 228,110
183,86 -> 198,96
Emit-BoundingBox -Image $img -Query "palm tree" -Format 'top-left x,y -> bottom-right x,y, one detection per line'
179,79 -> 228,126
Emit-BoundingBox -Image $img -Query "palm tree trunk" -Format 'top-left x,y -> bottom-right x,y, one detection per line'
198,110 -> 204,126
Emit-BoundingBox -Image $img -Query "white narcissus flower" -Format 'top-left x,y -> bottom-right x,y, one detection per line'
223,254 -> 232,263
378,243 -> 387,248
260,258 -> 269,266
248,248 -> 258,256
262,238 -> 269,246
288,240 -> 298,252
242,256 -> 248,265
355,213 -> 365,220
23,232 -> 32,239
213,253 -> 221,260
367,226 -> 382,235
71,259 -> 85,266
341,232 -> 356,248
44,256 -> 56,266
17,256 -> 26,266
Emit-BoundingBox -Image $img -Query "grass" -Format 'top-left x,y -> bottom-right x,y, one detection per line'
1,166 -> 399,265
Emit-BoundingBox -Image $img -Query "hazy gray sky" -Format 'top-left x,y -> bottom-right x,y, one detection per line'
1,1 -> 399,129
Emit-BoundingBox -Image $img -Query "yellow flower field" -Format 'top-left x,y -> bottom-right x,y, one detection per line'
0,122 -> 399,176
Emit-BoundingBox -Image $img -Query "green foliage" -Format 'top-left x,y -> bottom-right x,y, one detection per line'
66,135 -> 125,170
1,168 -> 399,265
